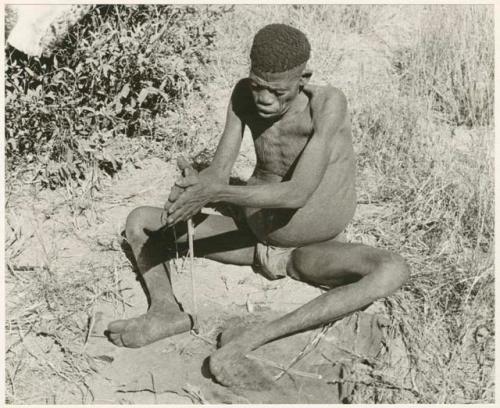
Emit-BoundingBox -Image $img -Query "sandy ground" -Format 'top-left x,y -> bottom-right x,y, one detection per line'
6,155 -> 412,404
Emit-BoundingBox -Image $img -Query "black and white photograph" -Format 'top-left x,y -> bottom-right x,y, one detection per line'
3,3 -> 495,404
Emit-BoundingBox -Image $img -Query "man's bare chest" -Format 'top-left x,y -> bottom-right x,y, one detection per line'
247,113 -> 314,178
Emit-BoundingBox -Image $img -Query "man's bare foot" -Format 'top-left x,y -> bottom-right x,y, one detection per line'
209,344 -> 274,390
218,315 -> 267,348
219,323 -> 255,348
106,307 -> 192,348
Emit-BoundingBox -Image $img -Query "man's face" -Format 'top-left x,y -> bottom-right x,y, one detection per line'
248,68 -> 304,120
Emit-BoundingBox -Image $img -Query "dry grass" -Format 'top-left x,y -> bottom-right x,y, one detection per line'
203,4 -> 494,403
401,5 -> 493,127
5,182 -> 130,403
4,4 -> 494,404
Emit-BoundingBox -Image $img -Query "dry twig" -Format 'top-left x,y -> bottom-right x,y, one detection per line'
247,354 -> 323,380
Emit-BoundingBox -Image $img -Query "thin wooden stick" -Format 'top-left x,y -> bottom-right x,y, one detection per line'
190,330 -> 216,346
81,310 -> 95,353
188,219 -> 199,334
175,156 -> 199,334
274,322 -> 332,381
246,355 -> 323,380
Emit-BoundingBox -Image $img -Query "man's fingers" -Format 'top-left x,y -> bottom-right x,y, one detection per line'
175,174 -> 198,188
167,192 -> 189,214
177,156 -> 190,169
177,156 -> 194,172
169,178 -> 196,204
167,200 -> 180,215
166,205 -> 199,226
165,210 -> 183,226
183,166 -> 198,177
168,185 -> 183,202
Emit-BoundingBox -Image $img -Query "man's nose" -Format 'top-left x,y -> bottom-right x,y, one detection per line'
257,89 -> 274,105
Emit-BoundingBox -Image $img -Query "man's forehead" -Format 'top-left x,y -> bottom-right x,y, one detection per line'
249,62 -> 305,86
249,73 -> 291,89
249,70 -> 302,89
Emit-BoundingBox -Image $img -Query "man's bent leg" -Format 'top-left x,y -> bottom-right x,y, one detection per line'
210,239 -> 409,387
107,206 -> 256,348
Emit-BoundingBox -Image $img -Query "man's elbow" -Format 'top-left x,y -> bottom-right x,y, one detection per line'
286,190 -> 310,209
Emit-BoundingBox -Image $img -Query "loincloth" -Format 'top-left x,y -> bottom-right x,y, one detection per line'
252,243 -> 294,280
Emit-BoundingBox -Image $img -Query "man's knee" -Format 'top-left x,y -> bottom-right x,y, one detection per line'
125,206 -> 154,244
372,251 -> 410,293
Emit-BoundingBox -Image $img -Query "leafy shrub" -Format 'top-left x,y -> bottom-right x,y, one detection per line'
5,5 -> 225,188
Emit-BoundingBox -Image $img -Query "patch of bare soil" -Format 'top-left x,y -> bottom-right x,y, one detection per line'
6,157 -> 410,404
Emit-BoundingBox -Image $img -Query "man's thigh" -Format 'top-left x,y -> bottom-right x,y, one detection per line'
138,206 -> 257,266
289,238 -> 382,287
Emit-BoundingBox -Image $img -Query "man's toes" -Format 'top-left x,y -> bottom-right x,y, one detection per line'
209,355 -> 242,388
107,319 -> 130,332
106,331 -> 125,347
120,329 -> 147,348
209,355 -> 224,378
209,351 -> 276,390
219,326 -> 244,347
218,330 -> 230,348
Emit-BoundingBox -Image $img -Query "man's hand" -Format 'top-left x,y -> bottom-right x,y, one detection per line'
166,157 -> 196,205
164,159 -> 223,226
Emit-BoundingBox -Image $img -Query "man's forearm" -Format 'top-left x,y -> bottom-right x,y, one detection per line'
199,162 -> 232,185
205,162 -> 231,182
213,182 -> 308,209
208,133 -> 243,182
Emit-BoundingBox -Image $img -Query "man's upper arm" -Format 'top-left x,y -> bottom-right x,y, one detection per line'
210,81 -> 247,179
289,87 -> 348,202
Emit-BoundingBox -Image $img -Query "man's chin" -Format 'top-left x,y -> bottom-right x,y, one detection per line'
257,110 -> 281,119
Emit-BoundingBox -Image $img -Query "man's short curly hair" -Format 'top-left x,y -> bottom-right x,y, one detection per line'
250,24 -> 311,75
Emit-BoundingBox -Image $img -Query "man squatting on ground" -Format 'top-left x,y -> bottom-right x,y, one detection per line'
106,24 -> 410,388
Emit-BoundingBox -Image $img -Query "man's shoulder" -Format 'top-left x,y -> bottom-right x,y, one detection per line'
306,85 -> 350,143
305,84 -> 347,113
230,78 -> 254,117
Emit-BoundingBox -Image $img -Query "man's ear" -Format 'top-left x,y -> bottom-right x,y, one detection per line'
299,69 -> 312,87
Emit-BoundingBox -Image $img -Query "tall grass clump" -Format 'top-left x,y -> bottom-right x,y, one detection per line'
349,5 -> 494,403
356,5 -> 494,260
5,5 -> 225,189
395,5 -> 493,127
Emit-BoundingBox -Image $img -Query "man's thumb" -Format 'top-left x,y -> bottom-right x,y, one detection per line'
177,156 -> 192,171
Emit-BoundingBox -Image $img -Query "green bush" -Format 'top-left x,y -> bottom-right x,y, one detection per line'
5,5 -> 225,188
